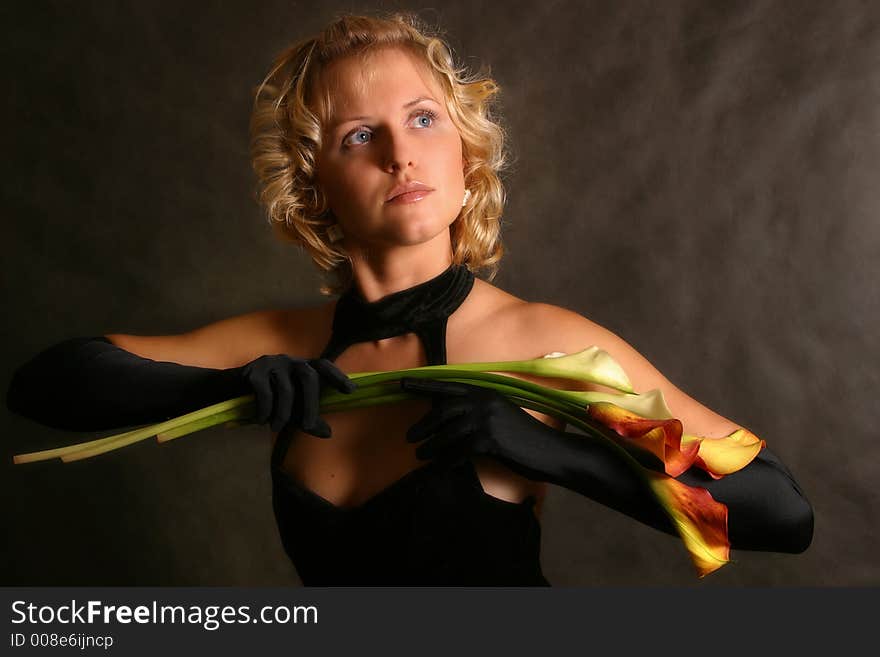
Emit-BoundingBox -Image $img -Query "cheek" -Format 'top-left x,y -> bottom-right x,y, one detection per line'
441,135 -> 464,179
325,164 -> 369,205
433,135 -> 464,179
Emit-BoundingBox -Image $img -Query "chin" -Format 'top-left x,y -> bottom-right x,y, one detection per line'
384,207 -> 443,229
390,220 -> 450,245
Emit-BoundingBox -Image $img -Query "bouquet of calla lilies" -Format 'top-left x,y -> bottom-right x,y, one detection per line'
13,347 -> 764,578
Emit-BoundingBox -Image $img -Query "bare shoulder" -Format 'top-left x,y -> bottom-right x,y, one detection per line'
452,278 -> 530,358
504,300 -> 744,439
461,282 -> 598,360
105,301 -> 335,370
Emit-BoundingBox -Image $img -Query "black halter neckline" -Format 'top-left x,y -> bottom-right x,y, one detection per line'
319,263 -> 475,366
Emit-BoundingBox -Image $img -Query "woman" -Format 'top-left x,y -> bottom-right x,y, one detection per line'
6,12 -> 812,586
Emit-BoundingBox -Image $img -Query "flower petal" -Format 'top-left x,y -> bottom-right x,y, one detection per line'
586,401 -> 699,477
647,471 -> 731,578
577,388 -> 674,419
535,347 -> 634,393
681,428 -> 766,479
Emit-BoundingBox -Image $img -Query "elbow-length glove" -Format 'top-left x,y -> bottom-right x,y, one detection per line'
6,336 -> 356,435
400,378 -> 814,554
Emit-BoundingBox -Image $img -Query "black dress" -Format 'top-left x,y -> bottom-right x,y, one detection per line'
269,264 -> 550,586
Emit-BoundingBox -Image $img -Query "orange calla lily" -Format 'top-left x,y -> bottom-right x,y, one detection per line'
646,471 -> 731,577
586,401 -> 699,477
586,402 -> 766,480
682,428 -> 766,479
585,402 -> 769,575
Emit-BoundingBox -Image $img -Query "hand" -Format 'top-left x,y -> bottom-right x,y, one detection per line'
400,377 -> 557,468
240,355 -> 357,436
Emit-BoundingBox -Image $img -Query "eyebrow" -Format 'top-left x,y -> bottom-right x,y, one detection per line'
329,96 -> 438,131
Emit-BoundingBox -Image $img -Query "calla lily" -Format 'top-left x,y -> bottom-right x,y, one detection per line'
533,348 -> 634,392
682,428 -> 766,479
582,399 -> 766,480
646,471 -> 731,577
349,347 -> 635,393
587,388 -> 674,419
12,345 -> 763,579
585,401 -> 698,477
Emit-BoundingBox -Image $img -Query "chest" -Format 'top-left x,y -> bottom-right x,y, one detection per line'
275,313 -> 549,511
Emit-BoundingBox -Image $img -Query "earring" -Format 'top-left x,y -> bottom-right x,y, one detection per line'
462,188 -> 471,207
327,224 -> 344,243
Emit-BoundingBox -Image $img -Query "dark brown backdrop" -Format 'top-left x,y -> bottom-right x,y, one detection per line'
2,0 -> 877,586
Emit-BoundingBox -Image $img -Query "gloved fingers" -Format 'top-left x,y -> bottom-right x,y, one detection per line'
405,403 -> 469,443
269,369 -> 294,433
294,363 -> 321,432
292,363 -> 330,438
399,377 -> 476,397
292,366 -> 331,438
311,416 -> 333,439
245,366 -> 275,425
414,415 -> 476,460
310,358 -> 358,394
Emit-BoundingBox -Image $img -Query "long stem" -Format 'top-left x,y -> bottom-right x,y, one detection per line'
321,369 -> 585,408
15,395 -> 255,463
156,408 -> 248,442
10,364 -> 717,575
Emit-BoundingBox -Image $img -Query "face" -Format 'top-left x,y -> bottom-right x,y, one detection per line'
314,47 -> 466,249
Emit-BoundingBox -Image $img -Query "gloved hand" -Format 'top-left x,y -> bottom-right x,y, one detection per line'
6,336 -> 357,435
239,355 -> 357,436
400,377 -> 814,553
399,378 -> 649,512
400,377 -> 568,471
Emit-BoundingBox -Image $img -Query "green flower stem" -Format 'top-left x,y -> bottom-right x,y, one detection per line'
156,407 -> 250,442
321,391 -> 413,413
16,373 -> 589,463
13,369 -> 621,466
15,395 -> 256,464
322,369 -> 585,409
14,427 -> 146,464
345,348 -> 633,393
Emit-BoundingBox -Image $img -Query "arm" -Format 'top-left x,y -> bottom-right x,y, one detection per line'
535,303 -> 813,552
401,302 -> 814,554
6,311 -> 356,434
402,378 -> 813,553
5,335 -> 249,431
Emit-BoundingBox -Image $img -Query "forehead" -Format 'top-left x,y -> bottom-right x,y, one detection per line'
317,47 -> 443,123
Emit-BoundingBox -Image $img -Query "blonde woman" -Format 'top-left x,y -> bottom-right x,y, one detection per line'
7,12 -> 812,586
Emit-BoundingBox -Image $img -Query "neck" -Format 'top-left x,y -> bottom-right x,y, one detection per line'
347,244 -> 454,303
321,255 -> 475,365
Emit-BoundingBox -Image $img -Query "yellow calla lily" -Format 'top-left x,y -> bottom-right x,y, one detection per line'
646,471 -> 730,577
585,401 -> 700,477
682,428 -> 766,479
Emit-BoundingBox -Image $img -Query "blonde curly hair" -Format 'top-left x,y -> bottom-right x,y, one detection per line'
250,10 -> 510,296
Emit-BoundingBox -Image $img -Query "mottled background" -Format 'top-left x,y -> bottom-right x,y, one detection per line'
2,0 -> 877,586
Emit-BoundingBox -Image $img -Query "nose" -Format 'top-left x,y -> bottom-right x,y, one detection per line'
380,126 -> 417,173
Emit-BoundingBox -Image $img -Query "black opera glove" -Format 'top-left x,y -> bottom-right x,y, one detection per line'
400,377 -> 651,507
6,336 -> 357,436
240,355 -> 357,436
400,377 -> 815,554
400,377 -> 568,469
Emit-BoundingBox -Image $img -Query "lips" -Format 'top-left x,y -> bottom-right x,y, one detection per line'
385,180 -> 434,202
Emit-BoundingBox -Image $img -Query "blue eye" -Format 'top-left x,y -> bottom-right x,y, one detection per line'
413,109 -> 437,127
342,109 -> 438,148
342,128 -> 372,146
